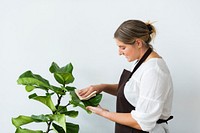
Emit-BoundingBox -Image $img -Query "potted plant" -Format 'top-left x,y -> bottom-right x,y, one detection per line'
12,62 -> 102,133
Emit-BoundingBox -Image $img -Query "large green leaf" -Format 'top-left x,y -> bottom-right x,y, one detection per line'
52,122 -> 79,133
66,122 -> 79,133
49,62 -> 73,73
52,123 -> 65,133
60,73 -> 74,84
50,85 -> 66,95
29,93 -> 56,112
64,110 -> 79,118
69,90 -> 89,112
48,114 -> 66,132
69,90 -> 103,113
69,93 -> 90,113
57,106 -> 78,118
15,127 -> 43,133
49,62 -> 74,85
57,106 -> 68,114
31,114 -> 49,122
53,73 -> 65,85
17,71 -> 50,91
54,73 -> 74,85
12,115 -> 34,127
82,94 -> 103,107
12,115 -> 49,128
69,90 -> 81,105
65,86 -> 76,91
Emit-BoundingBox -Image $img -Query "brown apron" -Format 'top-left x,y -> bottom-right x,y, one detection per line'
115,69 -> 148,133
115,48 -> 173,133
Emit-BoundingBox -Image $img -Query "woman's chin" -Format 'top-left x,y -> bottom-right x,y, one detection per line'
126,58 -> 132,62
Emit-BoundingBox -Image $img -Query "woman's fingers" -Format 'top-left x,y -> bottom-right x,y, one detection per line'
86,105 -> 109,115
86,106 -> 101,114
78,88 -> 87,96
78,86 -> 95,97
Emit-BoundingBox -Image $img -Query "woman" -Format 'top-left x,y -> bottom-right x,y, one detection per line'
78,20 -> 173,133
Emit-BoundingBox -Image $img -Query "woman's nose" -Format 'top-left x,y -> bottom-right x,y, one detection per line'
118,49 -> 123,55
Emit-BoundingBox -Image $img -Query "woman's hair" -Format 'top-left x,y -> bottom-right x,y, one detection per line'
114,20 -> 156,47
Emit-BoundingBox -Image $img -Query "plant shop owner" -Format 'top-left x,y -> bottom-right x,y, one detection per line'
78,19 -> 173,133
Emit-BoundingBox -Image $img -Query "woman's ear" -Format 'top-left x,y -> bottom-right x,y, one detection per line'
135,39 -> 143,49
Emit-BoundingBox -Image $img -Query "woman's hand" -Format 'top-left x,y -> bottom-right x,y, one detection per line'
78,84 -> 118,97
87,105 -> 142,130
86,105 -> 109,116
78,84 -> 104,98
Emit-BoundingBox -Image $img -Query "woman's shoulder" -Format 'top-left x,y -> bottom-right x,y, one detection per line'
143,58 -> 170,74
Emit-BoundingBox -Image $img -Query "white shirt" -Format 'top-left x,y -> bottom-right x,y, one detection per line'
124,58 -> 173,132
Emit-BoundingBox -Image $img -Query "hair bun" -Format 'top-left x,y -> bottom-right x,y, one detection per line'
146,24 -> 153,33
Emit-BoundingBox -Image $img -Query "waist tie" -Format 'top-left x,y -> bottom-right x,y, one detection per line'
157,116 -> 173,124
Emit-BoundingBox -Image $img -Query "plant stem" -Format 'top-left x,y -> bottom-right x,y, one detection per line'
47,85 -> 66,132
46,121 -> 52,133
55,85 -> 65,110
55,94 -> 63,109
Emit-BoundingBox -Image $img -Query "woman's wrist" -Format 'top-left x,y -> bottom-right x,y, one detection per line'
98,84 -> 118,96
99,84 -> 107,92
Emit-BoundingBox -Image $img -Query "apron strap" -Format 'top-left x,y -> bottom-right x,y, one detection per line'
157,116 -> 174,124
128,47 -> 152,80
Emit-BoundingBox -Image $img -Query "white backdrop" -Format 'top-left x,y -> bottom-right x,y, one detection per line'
0,0 -> 200,133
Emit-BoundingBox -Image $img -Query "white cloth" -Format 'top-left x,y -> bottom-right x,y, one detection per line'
124,58 -> 173,132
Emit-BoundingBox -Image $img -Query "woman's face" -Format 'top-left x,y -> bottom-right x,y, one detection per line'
115,39 -> 139,62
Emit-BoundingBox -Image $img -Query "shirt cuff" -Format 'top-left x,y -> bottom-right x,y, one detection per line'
131,110 -> 157,131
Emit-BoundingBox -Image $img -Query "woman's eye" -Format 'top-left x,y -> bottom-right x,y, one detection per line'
121,47 -> 126,50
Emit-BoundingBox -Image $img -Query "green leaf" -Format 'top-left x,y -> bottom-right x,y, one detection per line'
66,122 -> 79,133
69,100 -> 91,113
65,110 -> 79,118
49,62 -> 75,85
65,86 -> 76,91
69,91 -> 90,113
45,92 -> 54,96
82,94 -> 103,107
50,85 -> 65,95
48,114 -> 66,132
54,73 -> 74,85
69,90 -> 82,105
52,122 -> 79,133
12,115 -> 34,127
69,90 -> 102,113
17,71 -> 50,91
31,114 -> 49,122
62,63 -> 73,73
57,106 -> 78,117
25,85 -> 35,92
61,73 -> 74,84
52,123 -> 65,133
15,127 -> 43,133
28,93 -> 37,99
49,62 -> 73,73
57,106 -> 68,113
49,62 -> 60,73
54,73 -> 65,84
29,93 -> 56,112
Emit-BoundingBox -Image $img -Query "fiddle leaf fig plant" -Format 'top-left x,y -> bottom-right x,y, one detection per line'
12,62 -> 102,133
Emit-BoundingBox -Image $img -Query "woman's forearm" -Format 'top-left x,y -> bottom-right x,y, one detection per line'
86,106 -> 142,130
100,84 -> 118,96
102,111 -> 141,130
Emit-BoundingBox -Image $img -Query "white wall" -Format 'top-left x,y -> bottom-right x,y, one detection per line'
0,0 -> 200,132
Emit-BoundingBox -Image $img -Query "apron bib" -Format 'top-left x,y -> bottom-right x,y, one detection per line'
115,48 -> 152,133
115,69 -> 148,133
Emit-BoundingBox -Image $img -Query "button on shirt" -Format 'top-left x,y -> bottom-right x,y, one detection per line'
124,58 -> 173,132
